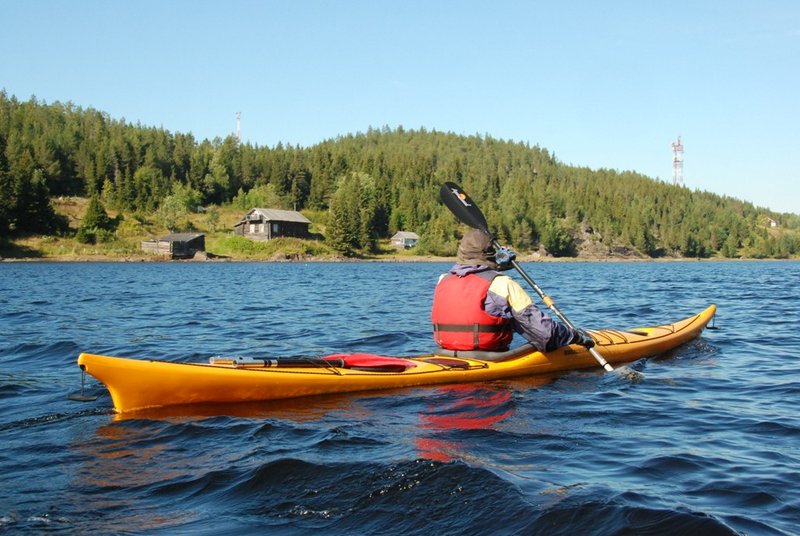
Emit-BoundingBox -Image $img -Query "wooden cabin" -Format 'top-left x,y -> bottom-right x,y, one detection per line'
391,231 -> 420,249
234,208 -> 311,240
141,233 -> 205,259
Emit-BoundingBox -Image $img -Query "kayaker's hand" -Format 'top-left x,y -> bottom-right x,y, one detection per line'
572,329 -> 595,348
496,246 -> 516,271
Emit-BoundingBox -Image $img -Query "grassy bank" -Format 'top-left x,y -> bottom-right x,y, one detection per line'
3,196 -> 795,263
0,196 -> 448,262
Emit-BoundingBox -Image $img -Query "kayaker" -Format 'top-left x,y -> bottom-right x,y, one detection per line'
431,229 -> 594,352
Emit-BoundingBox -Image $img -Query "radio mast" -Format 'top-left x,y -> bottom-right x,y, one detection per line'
672,136 -> 684,186
236,112 -> 241,142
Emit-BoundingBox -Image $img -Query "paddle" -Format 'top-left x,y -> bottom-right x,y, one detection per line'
211,354 -> 416,373
439,181 -> 615,372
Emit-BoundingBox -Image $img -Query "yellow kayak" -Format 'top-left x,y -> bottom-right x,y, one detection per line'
77,304 -> 716,413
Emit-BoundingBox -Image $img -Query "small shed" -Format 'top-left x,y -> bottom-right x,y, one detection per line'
234,208 -> 311,240
141,233 -> 205,259
391,231 -> 420,249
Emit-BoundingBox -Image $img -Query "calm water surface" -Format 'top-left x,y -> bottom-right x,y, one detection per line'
1,261 -> 799,534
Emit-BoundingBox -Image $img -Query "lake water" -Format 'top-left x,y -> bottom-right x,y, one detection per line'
1,260 -> 798,534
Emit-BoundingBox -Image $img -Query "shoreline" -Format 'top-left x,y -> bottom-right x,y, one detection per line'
2,253 -> 796,263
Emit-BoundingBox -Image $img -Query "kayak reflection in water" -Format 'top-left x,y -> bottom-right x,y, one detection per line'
431,230 -> 594,354
415,384 -> 518,463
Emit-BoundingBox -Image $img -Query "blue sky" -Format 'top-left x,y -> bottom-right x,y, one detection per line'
2,1 -> 798,214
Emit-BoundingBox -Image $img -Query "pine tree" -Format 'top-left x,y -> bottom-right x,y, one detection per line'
0,137 -> 12,238
76,195 -> 114,243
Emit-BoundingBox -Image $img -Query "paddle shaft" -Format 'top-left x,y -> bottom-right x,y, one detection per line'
212,357 -> 346,368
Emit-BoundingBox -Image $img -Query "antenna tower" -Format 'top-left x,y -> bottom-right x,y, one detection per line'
236,112 -> 241,142
671,135 -> 684,186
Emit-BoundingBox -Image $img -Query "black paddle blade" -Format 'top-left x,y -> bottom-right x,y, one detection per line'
68,393 -> 99,402
440,182 -> 490,234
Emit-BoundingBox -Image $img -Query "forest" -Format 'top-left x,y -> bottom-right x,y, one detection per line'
1,91 -> 798,259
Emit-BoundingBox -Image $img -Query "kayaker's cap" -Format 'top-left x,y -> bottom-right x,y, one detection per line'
457,229 -> 497,269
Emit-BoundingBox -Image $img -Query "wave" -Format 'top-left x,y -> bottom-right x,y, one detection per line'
1,340 -> 82,365
0,407 -> 111,433
125,458 -> 747,535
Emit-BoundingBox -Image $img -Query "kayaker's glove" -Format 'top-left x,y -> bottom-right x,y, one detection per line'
496,246 -> 516,271
571,329 -> 595,348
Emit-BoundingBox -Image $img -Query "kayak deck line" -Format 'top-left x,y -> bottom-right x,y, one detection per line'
590,310 -> 707,346
75,305 -> 716,413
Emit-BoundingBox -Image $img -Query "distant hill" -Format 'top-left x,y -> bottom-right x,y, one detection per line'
1,91 -> 798,259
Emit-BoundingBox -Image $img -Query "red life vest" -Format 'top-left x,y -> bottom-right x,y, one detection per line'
431,272 -> 513,351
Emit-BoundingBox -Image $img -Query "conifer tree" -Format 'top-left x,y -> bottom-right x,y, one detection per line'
76,195 -> 114,243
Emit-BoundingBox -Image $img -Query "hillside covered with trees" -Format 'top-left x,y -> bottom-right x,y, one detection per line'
1,92 -> 798,259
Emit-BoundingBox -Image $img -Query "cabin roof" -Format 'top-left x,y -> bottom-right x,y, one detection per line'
392,231 -> 419,240
247,208 -> 311,224
158,233 -> 205,242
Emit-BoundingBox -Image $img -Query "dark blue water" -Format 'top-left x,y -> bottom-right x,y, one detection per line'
1,261 -> 798,535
